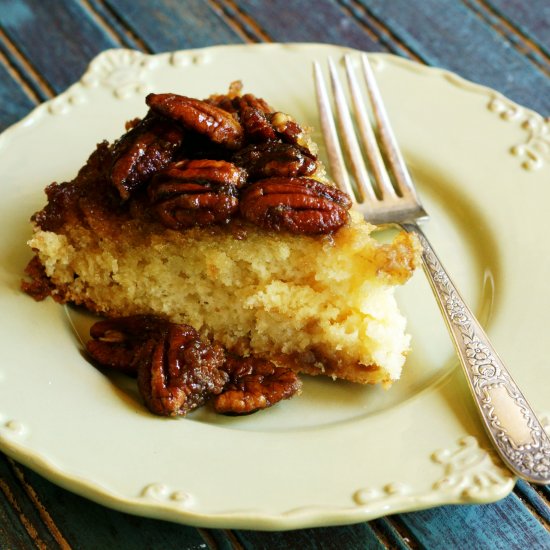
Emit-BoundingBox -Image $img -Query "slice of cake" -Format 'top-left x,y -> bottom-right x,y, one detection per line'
23,82 -> 420,415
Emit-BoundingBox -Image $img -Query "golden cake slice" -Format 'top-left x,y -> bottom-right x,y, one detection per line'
23,82 -> 420,412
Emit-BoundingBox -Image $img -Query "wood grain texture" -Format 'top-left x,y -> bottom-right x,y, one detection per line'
515,480 -> 550,525
234,523 -> 386,549
233,0 -> 382,51
463,0 -> 550,77
0,0 -> 118,93
352,0 -> 550,115
105,0 -> 244,51
399,493 -> 550,550
7,461 -> 214,550
487,0 -> 550,53
0,456 -> 62,549
0,60 -> 36,129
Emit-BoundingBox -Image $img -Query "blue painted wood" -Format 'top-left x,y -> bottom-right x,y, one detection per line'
9,462 -> 211,550
105,0 -> 244,51
463,0 -> 550,76
0,455 -> 59,548
234,0 -> 383,52
234,523 -> 385,549
0,0 -> 118,93
353,0 -> 550,115
487,0 -> 550,56
399,493 -> 550,550
0,62 -> 36,129
83,0 -> 147,51
370,518 -> 412,549
515,480 -> 550,524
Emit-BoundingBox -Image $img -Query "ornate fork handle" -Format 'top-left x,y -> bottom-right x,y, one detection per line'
402,222 -> 550,484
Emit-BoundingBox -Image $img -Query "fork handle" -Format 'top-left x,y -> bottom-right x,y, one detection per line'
401,222 -> 550,484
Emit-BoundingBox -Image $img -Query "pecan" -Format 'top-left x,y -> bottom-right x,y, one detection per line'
239,105 -> 278,142
137,324 -> 228,416
87,315 -> 228,415
270,111 -> 304,146
86,315 -> 171,375
240,177 -> 352,234
110,114 -> 184,200
238,93 -> 273,115
146,93 -> 244,150
235,94 -> 278,142
232,142 -> 317,179
148,159 -> 245,229
213,356 -> 302,415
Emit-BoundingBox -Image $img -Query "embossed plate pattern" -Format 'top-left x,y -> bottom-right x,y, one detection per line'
0,44 -> 548,530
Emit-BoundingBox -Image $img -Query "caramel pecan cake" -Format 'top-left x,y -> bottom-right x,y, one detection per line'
23,82 -> 420,416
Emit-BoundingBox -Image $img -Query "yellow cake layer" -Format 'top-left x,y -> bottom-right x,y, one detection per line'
29,210 -> 420,384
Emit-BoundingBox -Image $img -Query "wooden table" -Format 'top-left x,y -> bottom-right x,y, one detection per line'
1,1 -> 549,548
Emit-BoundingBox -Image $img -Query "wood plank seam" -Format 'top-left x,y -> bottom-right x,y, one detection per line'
196,527 -> 224,549
208,0 -> 273,43
82,0 -> 152,53
381,515 -> 421,548
532,485 -> 550,508
369,518 -> 415,549
336,0 -> 426,63
462,0 -> 550,76
8,459 -> 72,550
0,27 -> 54,101
78,0 -> 141,51
0,42 -> 41,106
223,529 -> 246,550
514,483 -> 550,530
512,489 -> 550,532
0,478 -> 49,550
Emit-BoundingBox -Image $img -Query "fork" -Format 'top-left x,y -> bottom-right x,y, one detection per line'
314,53 -> 550,485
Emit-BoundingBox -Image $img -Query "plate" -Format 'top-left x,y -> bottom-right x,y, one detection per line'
0,43 -> 548,530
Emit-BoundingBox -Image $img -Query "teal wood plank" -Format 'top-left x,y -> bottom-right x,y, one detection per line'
515,480 -> 550,524
0,0 -> 118,93
0,455 -> 60,549
234,523 -> 385,549
370,518 -> 412,549
83,0 -> 147,50
105,0 -> 244,51
399,493 -> 550,550
487,0 -> 550,56
0,61 -> 36,129
234,0 -> 383,52
352,0 -> 550,115
463,0 -> 550,74
8,461 -> 211,550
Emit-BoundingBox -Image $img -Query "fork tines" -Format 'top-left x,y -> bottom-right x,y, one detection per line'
313,53 -> 426,220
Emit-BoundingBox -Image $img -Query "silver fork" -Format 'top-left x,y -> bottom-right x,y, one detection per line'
314,53 -> 550,485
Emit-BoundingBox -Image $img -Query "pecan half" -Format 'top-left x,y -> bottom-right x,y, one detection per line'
232,142 -> 317,179
235,94 -> 278,142
110,114 -> 184,200
86,315 -> 171,375
240,177 -> 352,234
213,356 -> 302,415
146,93 -> 244,150
137,324 -> 228,416
269,111 -> 304,146
87,315 -> 228,415
148,159 -> 245,229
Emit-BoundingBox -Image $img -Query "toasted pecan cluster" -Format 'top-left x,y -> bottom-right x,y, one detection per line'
86,315 -> 302,416
105,83 -> 351,235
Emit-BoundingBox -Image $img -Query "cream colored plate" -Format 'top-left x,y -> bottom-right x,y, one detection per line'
0,43 -> 548,530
